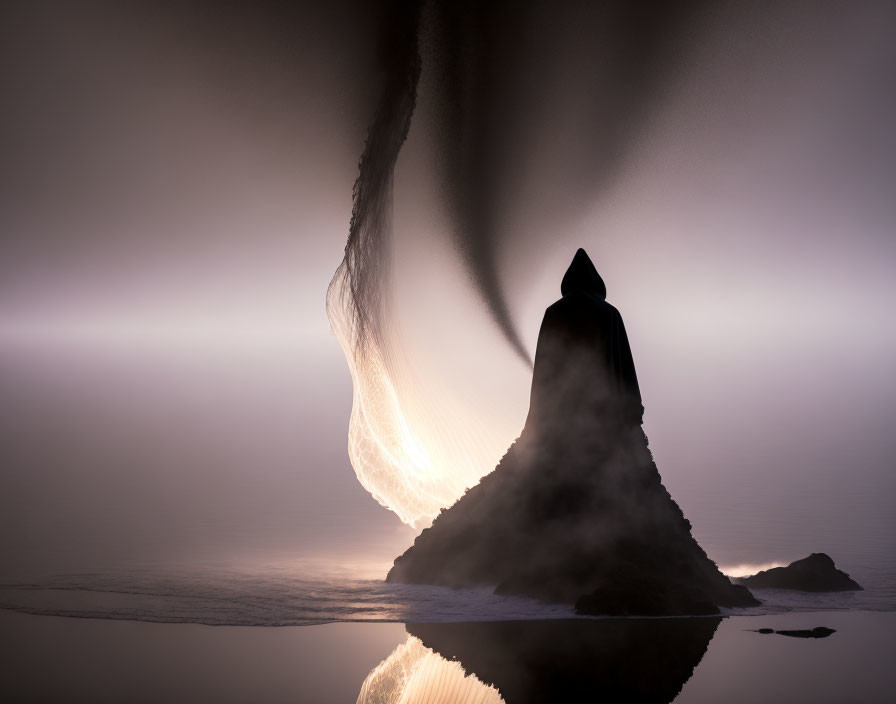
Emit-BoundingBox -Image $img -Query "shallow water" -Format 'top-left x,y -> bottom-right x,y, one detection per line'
1,346 -> 894,702
0,561 -> 892,627
1,610 -> 893,703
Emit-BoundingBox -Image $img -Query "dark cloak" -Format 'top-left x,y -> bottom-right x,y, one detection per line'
529,248 -> 642,427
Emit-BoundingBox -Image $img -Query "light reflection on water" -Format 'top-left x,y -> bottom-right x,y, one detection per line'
356,612 -> 896,704
357,635 -> 504,704
357,617 -> 723,704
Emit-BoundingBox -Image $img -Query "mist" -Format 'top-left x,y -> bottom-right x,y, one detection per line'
0,0 -> 894,581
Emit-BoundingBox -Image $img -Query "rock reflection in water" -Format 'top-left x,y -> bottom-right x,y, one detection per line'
358,617 -> 721,703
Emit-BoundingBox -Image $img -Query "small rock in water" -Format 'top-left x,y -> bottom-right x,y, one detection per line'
750,626 -> 836,639
738,553 -> 862,592
775,626 -> 836,639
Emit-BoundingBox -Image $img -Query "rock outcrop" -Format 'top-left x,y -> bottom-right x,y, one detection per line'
753,626 -> 837,639
387,249 -> 759,615
738,553 -> 862,592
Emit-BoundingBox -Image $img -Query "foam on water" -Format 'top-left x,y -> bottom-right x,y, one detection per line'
0,563 -> 893,626
0,568 -> 574,626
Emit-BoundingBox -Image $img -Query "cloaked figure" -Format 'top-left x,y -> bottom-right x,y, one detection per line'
529,248 -> 642,430
388,249 -> 759,615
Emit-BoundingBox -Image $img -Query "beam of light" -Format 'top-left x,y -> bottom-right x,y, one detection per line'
356,635 -> 504,704
325,4 -> 506,528
327,272 -> 499,528
719,562 -> 787,579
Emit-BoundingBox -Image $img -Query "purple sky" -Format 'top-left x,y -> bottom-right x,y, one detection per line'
1,1 -> 894,578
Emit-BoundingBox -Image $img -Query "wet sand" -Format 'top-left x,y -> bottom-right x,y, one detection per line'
0,609 -> 893,703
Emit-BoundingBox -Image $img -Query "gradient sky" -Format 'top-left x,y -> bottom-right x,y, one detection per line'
1,1 -> 894,579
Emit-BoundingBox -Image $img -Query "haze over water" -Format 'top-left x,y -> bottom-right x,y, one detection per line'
2,2 -> 895,590
1,4 -> 895,702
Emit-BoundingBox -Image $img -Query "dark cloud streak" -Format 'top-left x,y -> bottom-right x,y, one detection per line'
329,0 -> 422,353
420,0 -> 708,365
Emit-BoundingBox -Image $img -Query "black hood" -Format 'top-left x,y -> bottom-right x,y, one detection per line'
560,249 -> 607,299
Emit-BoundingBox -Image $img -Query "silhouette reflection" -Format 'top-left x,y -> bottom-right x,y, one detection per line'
358,617 -> 721,703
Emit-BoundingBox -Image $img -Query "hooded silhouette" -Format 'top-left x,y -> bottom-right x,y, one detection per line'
530,248 -> 641,427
